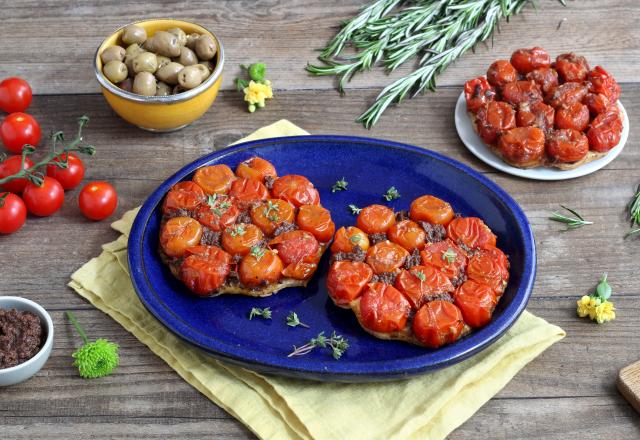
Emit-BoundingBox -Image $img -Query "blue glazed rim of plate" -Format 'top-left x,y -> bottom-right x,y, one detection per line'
128,135 -> 536,381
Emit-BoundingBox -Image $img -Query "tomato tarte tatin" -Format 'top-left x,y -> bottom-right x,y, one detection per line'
464,47 -> 623,170
159,156 -> 334,297
326,195 -> 510,349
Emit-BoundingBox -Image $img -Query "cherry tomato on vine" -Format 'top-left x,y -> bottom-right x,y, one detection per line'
78,181 -> 118,221
0,77 -> 32,113
0,192 -> 27,234
0,154 -> 34,194
22,176 -> 64,217
46,153 -> 85,190
0,113 -> 41,154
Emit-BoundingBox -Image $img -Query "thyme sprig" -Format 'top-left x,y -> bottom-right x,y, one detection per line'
332,177 -> 349,193
549,205 -> 593,230
288,331 -> 349,359
625,184 -> 640,238
383,186 -> 401,201
249,307 -> 272,320
286,311 -> 310,328
348,204 -> 362,215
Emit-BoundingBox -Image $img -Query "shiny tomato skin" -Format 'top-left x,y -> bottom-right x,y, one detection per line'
239,249 -> 283,287
160,216 -> 203,258
454,280 -> 498,328
420,239 -> 467,281
394,266 -> 453,309
22,176 -> 64,217
467,246 -> 510,294
271,174 -> 319,207
0,77 -> 32,113
162,181 -> 205,214
555,102 -> 590,132
486,60 -> 517,88
583,93 -> 610,116
546,82 -> 589,109
516,101 -> 555,132
0,155 -> 34,193
464,77 -> 495,113
250,199 -> 295,235
296,204 -> 335,243
331,226 -> 370,253
221,223 -> 263,255
269,230 -> 319,266
194,195 -> 239,231
409,195 -> 454,226
388,220 -> 426,251
366,240 -> 410,274
588,66 -> 620,102
447,217 -> 497,251
497,126 -> 546,166
526,67 -> 559,95
587,106 -> 623,152
359,282 -> 411,333
46,153 -> 85,190
475,101 -> 516,144
235,157 -> 277,182
326,260 -> 373,306
412,300 -> 464,348
78,181 -> 117,221
510,47 -> 551,74
179,246 -> 232,296
0,192 -> 27,234
546,129 -> 589,163
192,164 -> 235,195
0,112 -> 41,154
228,177 -> 268,208
501,80 -> 542,107
357,204 -> 396,234
555,53 -> 589,82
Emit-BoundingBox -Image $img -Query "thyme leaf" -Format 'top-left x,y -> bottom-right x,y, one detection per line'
332,178 -> 349,193
249,307 -> 272,320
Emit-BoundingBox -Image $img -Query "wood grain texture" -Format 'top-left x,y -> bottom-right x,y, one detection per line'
618,360 -> 640,414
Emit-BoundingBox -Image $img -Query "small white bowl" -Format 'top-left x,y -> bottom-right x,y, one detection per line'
0,296 -> 54,386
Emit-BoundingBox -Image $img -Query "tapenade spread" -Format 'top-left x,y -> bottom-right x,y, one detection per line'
0,308 -> 43,369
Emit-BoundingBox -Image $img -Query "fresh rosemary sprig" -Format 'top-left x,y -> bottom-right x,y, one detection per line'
332,177 -> 349,193
625,184 -> 640,238
288,331 -> 349,359
286,311 -> 310,328
549,205 -> 593,230
249,307 -> 272,320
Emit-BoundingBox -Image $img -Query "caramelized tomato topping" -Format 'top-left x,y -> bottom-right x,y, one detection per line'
179,246 -> 232,296
221,223 -> 264,255
162,181 -> 205,214
475,101 -> 516,144
546,82 -> 589,109
239,249 -> 284,288
194,194 -> 240,231
583,93 -> 610,117
235,157 -> 277,182
555,102 -> 589,132
555,53 -> 589,83
331,226 -> 370,254
510,47 -> 551,74
394,266 -> 453,309
587,106 -> 623,152
388,220 -> 426,251
588,66 -> 621,102
446,217 -> 497,251
525,67 -> 558,95
269,230 -> 319,266
326,261 -> 373,306
464,77 -> 495,113
501,80 -> 543,107
454,280 -> 498,328
365,240 -> 410,274
516,101 -> 554,132
250,199 -> 295,235
420,239 -> 467,281
228,177 -> 268,208
546,129 -> 589,163
359,282 -> 411,333
486,60 -> 517,88
296,204 -> 335,243
271,174 -> 320,207
193,164 -> 235,195
466,247 -> 510,294
160,216 -> 203,258
497,126 -> 546,166
409,195 -> 454,226
412,300 -> 464,348
357,204 -> 396,234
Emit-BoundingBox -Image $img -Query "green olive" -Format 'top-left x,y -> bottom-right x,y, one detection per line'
103,60 -> 128,83
185,33 -> 200,50
193,64 -> 211,81
155,62 -> 184,85
173,84 -> 187,95
156,55 -> 171,69
167,27 -> 187,47
122,25 -> 147,45
142,36 -> 156,52
194,35 -> 217,61
132,72 -> 156,96
132,52 -> 158,74
177,65 -> 204,89
155,81 -> 172,96
101,45 -> 125,64
152,31 -> 181,57
177,47 -> 197,66
125,43 -> 144,58
118,77 -> 133,92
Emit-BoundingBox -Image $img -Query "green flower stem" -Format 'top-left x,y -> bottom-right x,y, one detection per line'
66,311 -> 89,344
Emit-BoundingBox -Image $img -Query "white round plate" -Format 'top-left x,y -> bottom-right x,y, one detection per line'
454,92 -> 629,180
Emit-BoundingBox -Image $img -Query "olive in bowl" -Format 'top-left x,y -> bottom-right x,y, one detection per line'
94,19 -> 225,132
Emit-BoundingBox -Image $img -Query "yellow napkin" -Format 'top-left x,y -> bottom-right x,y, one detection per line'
69,120 -> 565,440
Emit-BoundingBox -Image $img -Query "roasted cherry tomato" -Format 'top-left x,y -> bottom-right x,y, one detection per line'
239,249 -> 283,287
192,164 -> 235,195
359,282 -> 411,333
555,53 -> 589,83
475,101 -> 516,144
0,112 -> 41,154
454,280 -> 498,328
497,126 -> 546,167
464,77 -> 495,113
486,60 -> 517,88
0,154 -> 34,194
587,106 -> 623,152
583,93 -> 610,116
235,156 -> 277,182
221,223 -> 264,255
501,80 -> 542,107
388,220 -> 426,251
357,204 -> 396,234
510,47 -> 551,74
447,217 -> 497,251
78,181 -> 117,221
555,102 -> 589,132
296,204 -> 335,243
179,245 -> 232,296
46,153 -> 85,190
516,101 -> 554,132
330,226 -> 370,254
160,216 -> 203,258
162,181 -> 205,214
195,194 -> 239,231
326,261 -> 374,306
394,266 -> 453,309
22,176 -> 64,217
546,82 -> 588,109
526,67 -> 558,95
420,239 -> 467,281
546,129 -> 589,163
467,247 -> 510,294
271,174 -> 320,207
412,300 -> 464,348
0,192 -> 27,234
0,77 -> 32,113
588,66 -> 620,102
269,230 -> 319,266
366,240 -> 410,274
282,249 -> 321,280
250,199 -> 295,235
228,177 -> 268,208
409,195 -> 454,226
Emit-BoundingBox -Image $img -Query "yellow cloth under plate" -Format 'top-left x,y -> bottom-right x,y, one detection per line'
69,120 -> 565,440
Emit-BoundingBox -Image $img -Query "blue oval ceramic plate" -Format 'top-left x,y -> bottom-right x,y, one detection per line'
128,135 -> 535,382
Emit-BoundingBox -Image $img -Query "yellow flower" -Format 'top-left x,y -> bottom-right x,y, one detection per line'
243,80 -> 273,107
576,295 -> 615,324
595,300 -> 615,324
576,295 -> 591,318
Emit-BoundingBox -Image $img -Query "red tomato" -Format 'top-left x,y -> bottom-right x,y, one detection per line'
193,164 -> 235,195
0,113 -> 41,154
420,239 -> 467,281
330,226 -> 370,254
296,204 -> 335,243
412,300 -> 464,348
475,101 -> 516,144
235,157 -> 277,182
250,199 -> 295,235
359,282 -> 411,333
282,245 -> 321,280
326,261 -> 373,306
497,126 -> 546,167
357,204 -> 396,234
0,77 -> 32,113
447,217 -> 497,251
555,53 -> 589,83
0,155 -> 34,193
588,66 -> 620,102
228,177 -> 268,208
160,216 -> 203,258
271,174 -> 320,207
0,192 -> 27,234
238,249 -> 283,287
587,106 -> 623,152
464,77 -> 495,113
179,246 -> 232,296
78,181 -> 118,221
546,82 -> 588,109
45,153 -> 85,190
195,194 -> 239,231
486,60 -> 517,88
394,266 -> 453,309
221,223 -> 263,255
22,176 -> 64,217
583,93 -> 610,117
546,129 -> 589,164
510,47 -> 551,74
501,80 -> 542,107
555,102 -> 589,132
516,101 -> 554,132
466,247 -> 510,294
409,195 -> 455,226
269,230 -> 319,265
365,240 -> 410,274
454,280 -> 498,328
388,220 -> 426,251
162,181 -> 205,214
525,67 -> 558,95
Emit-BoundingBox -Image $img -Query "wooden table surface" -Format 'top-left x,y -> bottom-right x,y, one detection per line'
2,1 -> 640,438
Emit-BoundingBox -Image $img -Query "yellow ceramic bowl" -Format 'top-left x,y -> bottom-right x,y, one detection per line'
94,19 -> 224,132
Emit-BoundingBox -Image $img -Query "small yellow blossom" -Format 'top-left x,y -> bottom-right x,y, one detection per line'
576,295 -> 615,324
595,301 -> 615,324
243,80 -> 273,108
576,295 -> 591,318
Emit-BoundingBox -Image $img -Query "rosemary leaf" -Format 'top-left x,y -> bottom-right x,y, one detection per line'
549,206 -> 593,230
